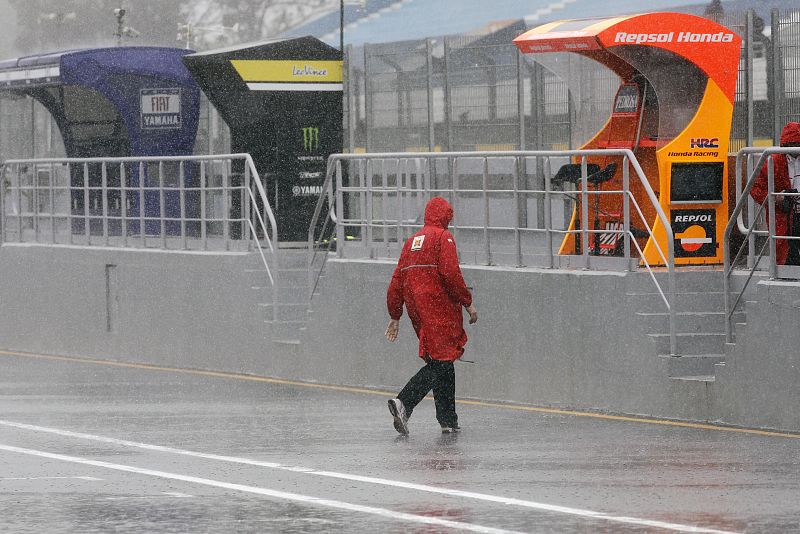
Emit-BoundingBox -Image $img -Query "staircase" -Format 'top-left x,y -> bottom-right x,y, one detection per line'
248,248 -> 312,346
627,269 -> 758,382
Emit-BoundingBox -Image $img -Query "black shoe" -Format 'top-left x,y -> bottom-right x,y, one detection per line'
388,398 -> 409,435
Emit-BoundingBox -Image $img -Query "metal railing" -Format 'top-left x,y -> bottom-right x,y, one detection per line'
724,146 -> 800,342
309,149 -> 677,356
1,154 -> 278,286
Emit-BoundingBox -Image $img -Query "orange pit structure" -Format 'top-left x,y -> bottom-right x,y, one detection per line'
514,12 -> 741,264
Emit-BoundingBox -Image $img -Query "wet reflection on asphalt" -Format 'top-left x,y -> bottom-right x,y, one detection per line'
1,353 -> 799,533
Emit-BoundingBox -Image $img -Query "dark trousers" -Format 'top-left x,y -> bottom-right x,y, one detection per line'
788,214 -> 800,266
397,359 -> 458,428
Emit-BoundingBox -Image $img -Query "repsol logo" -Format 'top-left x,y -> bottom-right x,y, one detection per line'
614,32 -> 735,44
690,137 -> 719,148
674,214 -> 713,223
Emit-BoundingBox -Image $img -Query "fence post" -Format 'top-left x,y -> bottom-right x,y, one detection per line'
120,163 -> 127,248
770,9 -> 784,143
346,44 -> 356,154
138,162 -> 145,248
623,156 -> 631,264
364,43 -> 372,153
101,162 -> 109,246
516,50 -> 528,232
767,157 -> 777,279
0,164 -> 6,243
443,38 -> 453,151
426,38 -> 435,153
581,157 -> 589,269
159,161 -> 166,249
544,157 -> 553,269
83,163 -> 90,243
745,11 -> 754,147
482,157 -> 492,265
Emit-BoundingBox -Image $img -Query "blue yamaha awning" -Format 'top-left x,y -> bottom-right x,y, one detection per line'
0,47 -> 200,157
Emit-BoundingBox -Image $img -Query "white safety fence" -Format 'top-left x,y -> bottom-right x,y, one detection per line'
309,149 -> 677,355
725,146 -> 800,342
0,154 -> 278,284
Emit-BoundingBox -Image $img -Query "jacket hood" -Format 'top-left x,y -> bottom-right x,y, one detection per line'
423,197 -> 453,229
780,122 -> 800,146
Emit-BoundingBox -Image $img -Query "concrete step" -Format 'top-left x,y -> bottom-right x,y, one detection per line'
636,311 -> 743,333
669,374 -> 715,383
274,250 -> 310,269
649,332 -> 727,356
660,354 -> 725,378
273,285 -> 309,300
627,292 -> 729,313
266,319 -> 306,342
273,338 -> 301,346
625,270 -> 724,293
258,302 -> 308,322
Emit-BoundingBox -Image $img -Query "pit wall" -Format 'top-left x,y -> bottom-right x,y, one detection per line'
0,244 -> 798,432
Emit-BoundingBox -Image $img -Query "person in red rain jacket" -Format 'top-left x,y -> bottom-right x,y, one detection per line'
384,197 -> 478,435
751,122 -> 800,265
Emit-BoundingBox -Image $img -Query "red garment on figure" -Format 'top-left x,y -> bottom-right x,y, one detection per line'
387,197 -> 473,362
751,122 -> 800,265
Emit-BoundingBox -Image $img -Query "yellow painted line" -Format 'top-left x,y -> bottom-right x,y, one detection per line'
2,349 -> 799,440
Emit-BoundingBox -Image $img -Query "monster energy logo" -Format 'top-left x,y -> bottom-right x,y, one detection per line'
302,127 -> 319,151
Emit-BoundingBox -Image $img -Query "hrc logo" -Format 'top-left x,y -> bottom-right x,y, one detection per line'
690,137 -> 719,148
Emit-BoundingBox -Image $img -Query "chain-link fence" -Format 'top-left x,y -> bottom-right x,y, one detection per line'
344,8 -> 800,155
775,9 -> 800,127
2,9 -> 800,162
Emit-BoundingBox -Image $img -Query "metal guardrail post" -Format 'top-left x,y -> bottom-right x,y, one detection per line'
482,157 -> 491,265
82,163 -> 90,244
336,160 -> 344,259
0,165 -> 6,244
396,159 -> 403,251
623,156 -> 631,263
32,165 -> 39,242
221,160 -> 230,251
50,163 -> 56,244
138,162 -> 145,248
120,163 -> 128,248
381,159 -> 389,251
366,159 -> 374,258
767,157 -> 777,279
513,156 -> 522,267
452,158 -> 460,246
580,157 -> 589,269
746,155 -> 757,269
159,162 -> 166,249
180,161 -> 187,250
544,157 -> 553,269
200,161 -> 207,250
101,162 -> 109,246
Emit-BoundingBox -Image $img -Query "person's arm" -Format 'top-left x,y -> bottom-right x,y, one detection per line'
385,319 -> 400,342
386,263 -> 404,342
465,303 -> 478,324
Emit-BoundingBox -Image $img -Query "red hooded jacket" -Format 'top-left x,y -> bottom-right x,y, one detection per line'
751,122 -> 800,265
387,197 -> 473,362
